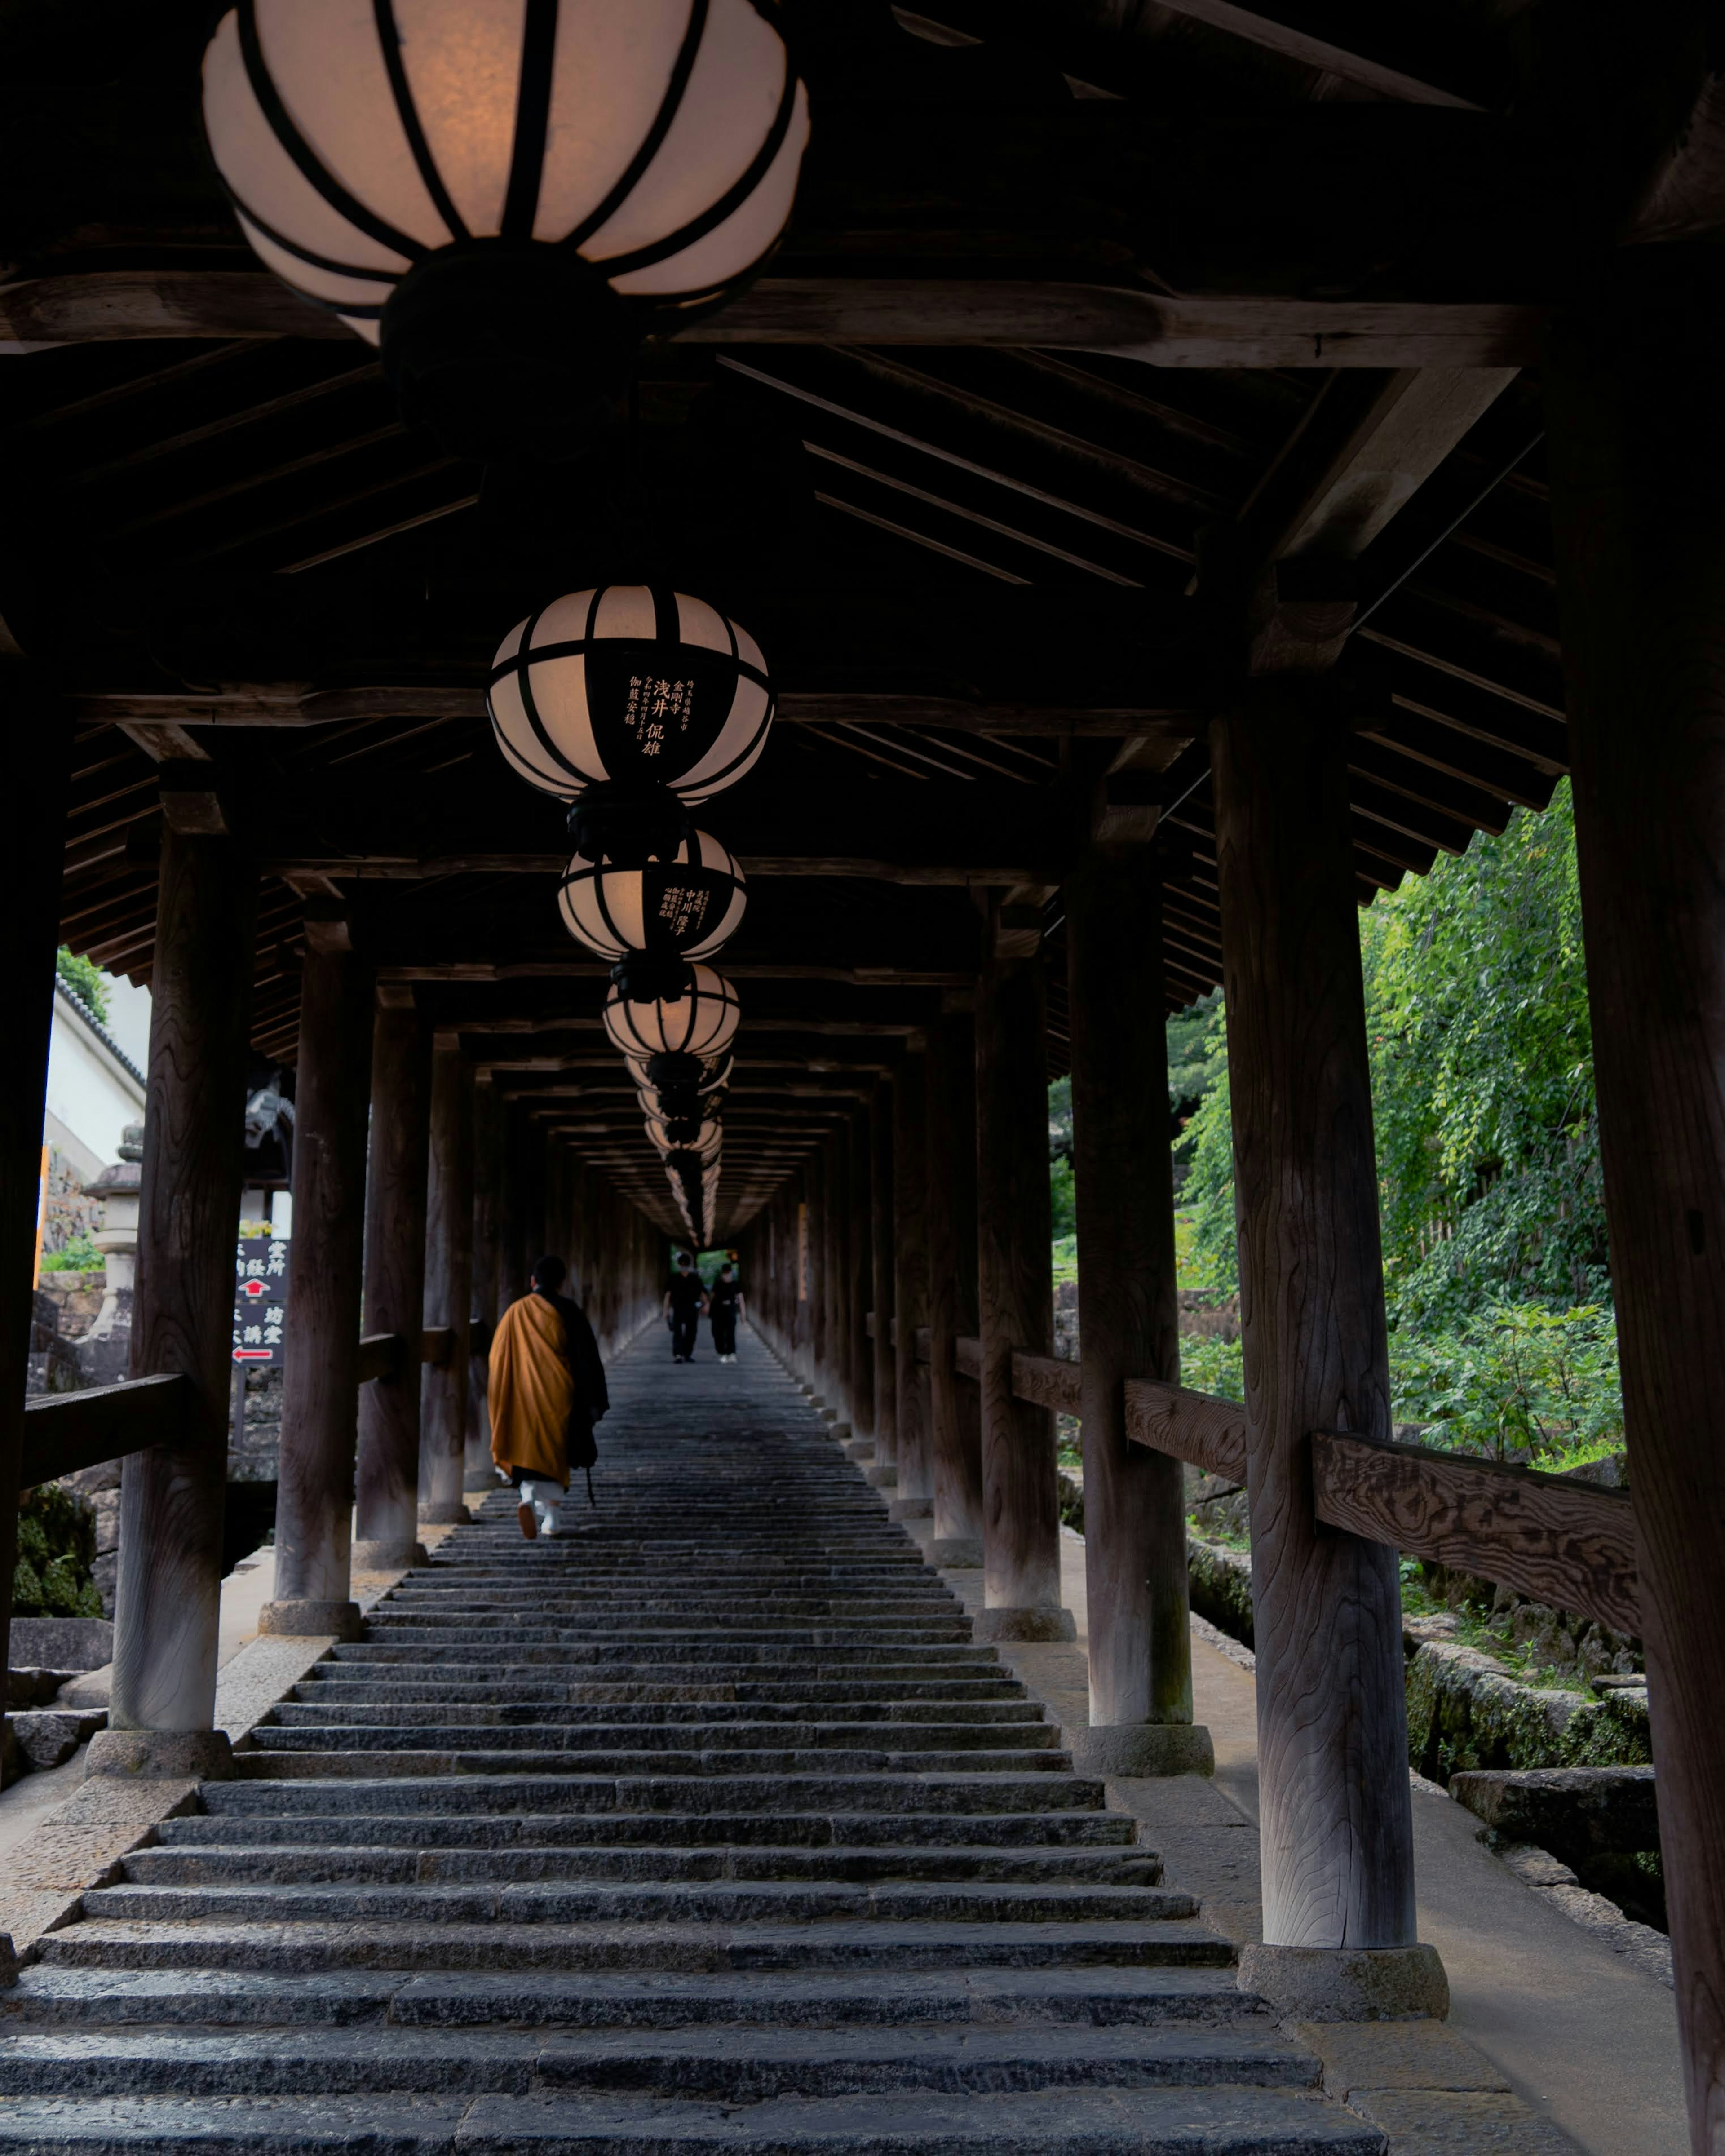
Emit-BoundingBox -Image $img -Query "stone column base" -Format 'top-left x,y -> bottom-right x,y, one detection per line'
1067,1722 -> 1215,1778
843,1440 -> 876,1462
1237,1943 -> 1450,2023
85,1728 -> 234,1782
973,1606 -> 1077,1644
418,1502 -> 469,1526
258,1599 -> 363,1642
351,1539 -> 429,1571
827,1421 -> 852,1441
887,1495 -> 933,1521
864,1464 -> 898,1488
928,1536 -> 983,1567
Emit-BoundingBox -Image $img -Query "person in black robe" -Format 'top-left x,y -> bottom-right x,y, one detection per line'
664,1251 -> 707,1362
531,1254 -> 608,1504
708,1262 -> 743,1361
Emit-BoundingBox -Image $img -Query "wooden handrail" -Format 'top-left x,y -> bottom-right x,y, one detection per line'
21,1373 -> 195,1487
355,1333 -> 401,1385
1313,1430 -> 1640,1637
942,1331 -> 1637,1628
420,1326 -> 455,1368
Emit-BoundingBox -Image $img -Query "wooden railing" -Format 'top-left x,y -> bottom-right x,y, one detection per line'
930,1332 -> 1638,1634
24,1325 -> 473,1492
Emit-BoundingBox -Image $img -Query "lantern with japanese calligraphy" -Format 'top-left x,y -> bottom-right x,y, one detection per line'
559,828 -> 745,1000
201,2 -> 810,461
603,963 -> 739,1061
487,588 -> 773,837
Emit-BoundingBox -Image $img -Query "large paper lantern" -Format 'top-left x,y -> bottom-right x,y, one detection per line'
202,1 -> 810,456
490,586 -> 772,807
603,964 -> 739,1059
560,828 -> 745,997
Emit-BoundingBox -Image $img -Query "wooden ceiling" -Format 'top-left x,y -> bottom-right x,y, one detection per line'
4,0 -> 1637,1242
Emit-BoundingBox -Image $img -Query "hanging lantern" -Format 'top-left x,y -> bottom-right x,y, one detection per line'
604,964 -> 739,1060
648,1116 -> 723,1163
559,828 -> 745,999
201,2 -> 811,460
489,587 -> 773,813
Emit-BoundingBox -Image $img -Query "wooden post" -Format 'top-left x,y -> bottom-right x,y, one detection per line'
466,1073 -> 502,1491
1212,693 -> 1440,2014
96,817 -> 258,1777
1545,269 -> 1725,2147
869,1080 -> 897,1480
260,936 -> 372,1641
825,1126 -> 849,1430
847,1108 -> 874,1440
807,1146 -> 828,1392
0,677 -> 69,1709
498,1103 -> 529,1312
419,1032 -> 473,1526
1064,846 -> 1211,1775
892,1046 -> 932,1518
975,933 -> 1072,1640
927,1007 -> 985,1565
353,987 -> 431,1570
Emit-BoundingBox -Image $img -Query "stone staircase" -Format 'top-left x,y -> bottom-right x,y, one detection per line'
0,1331 -> 1382,2151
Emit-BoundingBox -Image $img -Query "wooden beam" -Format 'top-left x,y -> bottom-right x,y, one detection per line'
1312,1430 -> 1638,1638
1140,0 -> 1482,107
20,1373 -> 190,1489
0,271 -> 1546,368
1009,1350 -> 1082,1417
1123,1377 -> 1249,1483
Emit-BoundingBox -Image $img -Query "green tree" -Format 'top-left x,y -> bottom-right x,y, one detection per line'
55,947 -> 110,1025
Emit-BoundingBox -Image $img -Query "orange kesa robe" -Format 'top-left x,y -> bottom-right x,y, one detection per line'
488,1292 -> 575,1486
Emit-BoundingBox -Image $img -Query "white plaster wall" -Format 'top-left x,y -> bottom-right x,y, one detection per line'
43,994 -> 146,1174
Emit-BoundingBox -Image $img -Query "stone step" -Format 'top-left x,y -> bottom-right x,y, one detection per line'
269,1700 -> 1048,1729
199,1773 -> 1110,1816
160,1811 -> 1138,1851
1,1963 -> 1261,2032
38,1918 -> 1230,1976
325,1644 -> 1001,1669
0,2086 -> 1381,2150
124,1844 -> 1162,1888
0,2023 -> 1314,2098
231,1747 -> 1076,1781
83,1879 -> 1195,1927
294,1679 -> 1026,1705
253,1719 -> 1055,1753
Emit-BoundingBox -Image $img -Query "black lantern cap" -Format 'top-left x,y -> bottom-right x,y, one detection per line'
611,952 -> 696,1005
568,779 -> 691,868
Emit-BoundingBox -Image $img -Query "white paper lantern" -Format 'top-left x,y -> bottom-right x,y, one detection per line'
559,828 -> 745,965
202,0 -> 810,346
490,586 -> 772,803
647,1116 -> 723,1162
604,964 -> 739,1058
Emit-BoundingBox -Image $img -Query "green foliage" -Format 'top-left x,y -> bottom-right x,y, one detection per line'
1049,1153 -> 1076,1237
1047,1075 -> 1072,1164
40,1231 -> 105,1274
1366,782 -> 1605,1327
1390,1303 -> 1624,1466
1051,1233 -> 1078,1286
1178,1001 -> 1240,1296
55,947 -> 110,1025
12,1483 -> 103,1618
1179,1331 -> 1244,1402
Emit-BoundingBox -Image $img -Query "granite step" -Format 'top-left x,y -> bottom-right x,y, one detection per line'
157,1811 -> 1139,1851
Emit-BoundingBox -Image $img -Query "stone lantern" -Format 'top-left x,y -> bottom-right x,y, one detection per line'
80,1120 -> 143,1388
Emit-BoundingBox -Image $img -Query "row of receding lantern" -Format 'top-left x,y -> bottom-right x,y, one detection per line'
195,0 -> 817,1248
488,585 -> 759,1247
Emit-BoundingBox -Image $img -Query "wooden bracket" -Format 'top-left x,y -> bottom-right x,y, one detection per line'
157,763 -> 228,837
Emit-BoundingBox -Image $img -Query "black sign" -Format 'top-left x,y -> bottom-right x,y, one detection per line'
233,1235 -> 289,1365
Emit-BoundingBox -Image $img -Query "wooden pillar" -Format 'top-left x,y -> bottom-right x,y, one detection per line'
807,1147 -> 829,1391
1212,694 -> 1431,1999
892,1047 -> 932,1516
419,1032 -> 473,1526
1065,846 -> 1211,1775
1545,271 -> 1725,2145
869,1081 -> 897,1472
98,817 -> 257,1773
927,1007 -> 985,1565
261,936 -> 373,1638
521,1118 -> 547,1274
847,1108 -> 875,1439
466,1074 -> 502,1491
0,680 -> 70,1704
498,1103 -> 529,1311
825,1126 -> 849,1427
353,988 -> 432,1569
975,934 -> 1070,1640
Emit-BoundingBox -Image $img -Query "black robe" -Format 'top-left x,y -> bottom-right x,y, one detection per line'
544,1291 -> 608,1469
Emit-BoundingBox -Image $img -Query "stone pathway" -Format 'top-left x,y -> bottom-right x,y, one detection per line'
0,1330 -> 1381,2151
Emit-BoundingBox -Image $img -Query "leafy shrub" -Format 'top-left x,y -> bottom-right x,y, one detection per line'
40,1231 -> 105,1274
12,1483 -> 104,1617
55,947 -> 110,1025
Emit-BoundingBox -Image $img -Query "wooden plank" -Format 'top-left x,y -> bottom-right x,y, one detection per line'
1010,1351 -> 1083,1417
0,271 -> 1546,367
1312,1430 -> 1639,1638
956,1335 -> 982,1382
1143,0 -> 1482,106
420,1326 -> 456,1370
1123,1377 -> 1248,1483
356,1333 -> 401,1386
20,1373 -> 190,1489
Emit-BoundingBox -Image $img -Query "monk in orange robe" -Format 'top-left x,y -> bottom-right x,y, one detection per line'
489,1255 -> 606,1537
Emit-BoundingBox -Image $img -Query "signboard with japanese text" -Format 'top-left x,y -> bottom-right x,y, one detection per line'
233,1235 -> 289,1364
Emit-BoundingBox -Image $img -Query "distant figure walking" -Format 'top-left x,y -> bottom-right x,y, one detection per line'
489,1255 -> 609,1538
709,1262 -> 744,1362
665,1251 -> 707,1363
